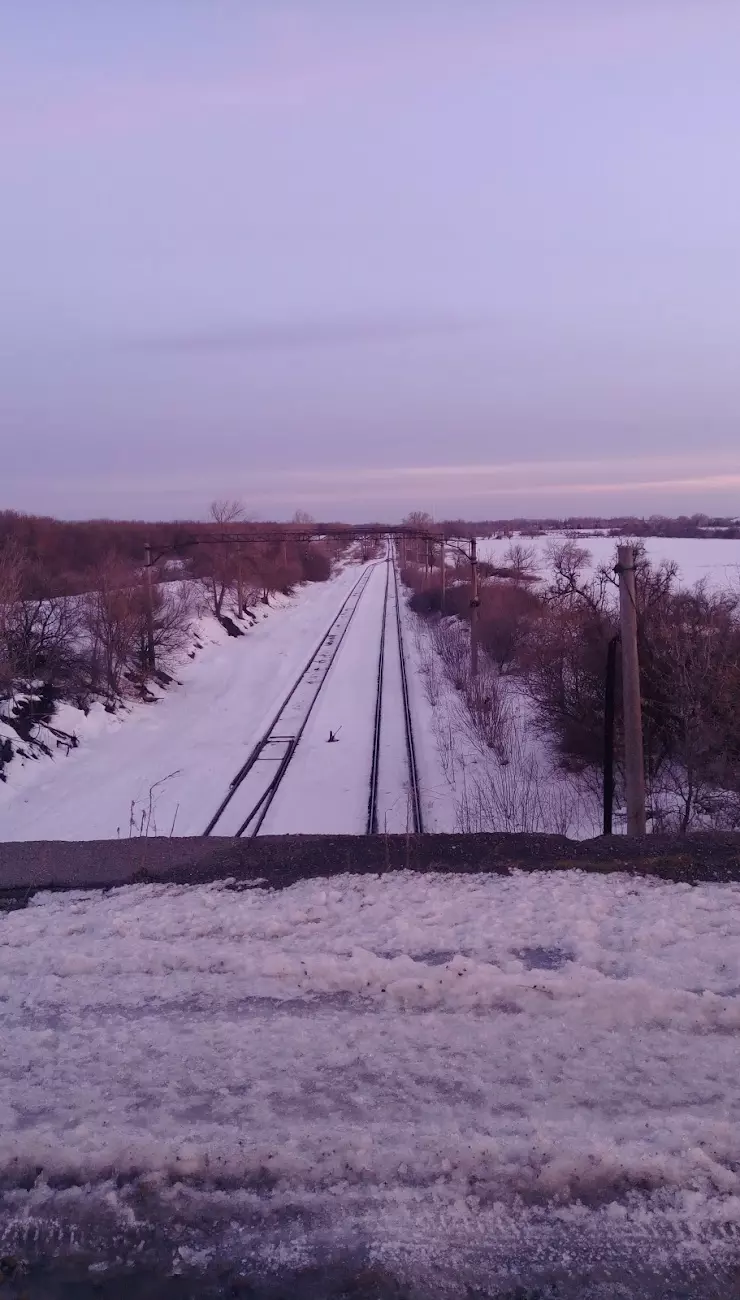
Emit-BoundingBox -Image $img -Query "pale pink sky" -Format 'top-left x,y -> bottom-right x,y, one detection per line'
3,1 -> 740,519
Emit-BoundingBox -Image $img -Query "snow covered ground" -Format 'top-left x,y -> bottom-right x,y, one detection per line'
258,561 -> 389,835
476,532 -> 740,590
1,870 -> 739,1291
0,557 -> 450,841
0,564 -> 373,840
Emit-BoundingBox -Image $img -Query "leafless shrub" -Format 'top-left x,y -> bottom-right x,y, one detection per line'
122,771 -> 182,837
300,544 -> 332,583
431,618 -> 469,690
3,580 -> 82,702
413,624 -> 442,707
455,736 -> 599,836
149,581 -> 196,666
478,581 -> 541,673
459,670 -> 512,761
433,709 -> 457,785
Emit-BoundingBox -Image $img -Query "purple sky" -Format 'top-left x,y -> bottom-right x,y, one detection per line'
3,1 -> 740,521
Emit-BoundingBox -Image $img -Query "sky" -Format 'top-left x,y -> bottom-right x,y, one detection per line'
3,0 -> 740,522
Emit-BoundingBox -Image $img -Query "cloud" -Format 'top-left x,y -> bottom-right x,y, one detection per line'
134,314 -> 489,355
8,450 -> 740,521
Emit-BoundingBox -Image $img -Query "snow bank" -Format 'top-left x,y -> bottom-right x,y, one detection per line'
2,870 -> 740,1287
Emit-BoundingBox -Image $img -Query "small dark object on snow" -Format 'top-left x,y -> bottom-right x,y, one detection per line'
327,728 -> 341,743
219,615 -> 244,637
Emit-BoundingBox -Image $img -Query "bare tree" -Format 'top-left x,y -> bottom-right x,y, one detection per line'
210,499 -> 244,527
196,499 -> 245,619
146,581 -> 195,669
83,557 -> 142,698
0,539 -> 23,695
640,582 -> 740,830
402,511 -> 436,566
503,541 -> 538,580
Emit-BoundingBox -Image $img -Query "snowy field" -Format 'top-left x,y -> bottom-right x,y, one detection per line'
1,869 -> 740,1293
0,561 -> 440,841
476,532 -> 740,590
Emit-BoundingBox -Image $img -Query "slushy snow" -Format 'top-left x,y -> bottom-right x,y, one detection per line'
2,869 -> 740,1287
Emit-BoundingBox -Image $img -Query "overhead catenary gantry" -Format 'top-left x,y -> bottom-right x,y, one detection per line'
142,523 -> 480,672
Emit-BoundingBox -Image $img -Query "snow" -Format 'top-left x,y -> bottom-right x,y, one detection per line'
0,565 -> 369,840
259,562 -> 388,835
400,602 -> 459,832
375,564 -> 422,833
1,870 -> 740,1287
1,555 -> 443,842
476,531 -> 740,591
406,606 -> 601,837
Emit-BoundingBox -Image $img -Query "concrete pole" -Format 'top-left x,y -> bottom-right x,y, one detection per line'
470,537 -> 480,678
617,545 -> 646,835
603,634 -> 618,835
236,547 -> 243,616
144,541 -> 156,671
440,537 -> 446,614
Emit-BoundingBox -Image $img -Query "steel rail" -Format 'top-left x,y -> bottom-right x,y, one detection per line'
366,556 -> 390,834
204,564 -> 374,836
392,553 -> 424,834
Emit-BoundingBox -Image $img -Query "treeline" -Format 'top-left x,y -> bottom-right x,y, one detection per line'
404,540 -> 740,833
433,513 -> 739,540
0,511 -> 187,596
0,509 -> 350,598
601,514 -> 740,539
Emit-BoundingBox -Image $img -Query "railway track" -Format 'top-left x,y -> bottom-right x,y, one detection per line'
204,564 -> 375,837
206,547 -> 423,838
366,550 -> 424,835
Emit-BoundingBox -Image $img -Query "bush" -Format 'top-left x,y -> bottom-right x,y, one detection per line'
408,585 -> 443,616
478,581 -> 542,672
300,546 -> 331,583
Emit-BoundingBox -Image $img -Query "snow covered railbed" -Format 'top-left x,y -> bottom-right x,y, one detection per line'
1,869 -> 740,1293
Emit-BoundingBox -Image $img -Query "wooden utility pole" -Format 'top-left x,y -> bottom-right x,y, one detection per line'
617,545 -> 646,834
470,536 -> 480,678
440,536 -> 446,614
144,541 -> 156,671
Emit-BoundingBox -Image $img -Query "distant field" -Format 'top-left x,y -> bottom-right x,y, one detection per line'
475,531 -> 740,590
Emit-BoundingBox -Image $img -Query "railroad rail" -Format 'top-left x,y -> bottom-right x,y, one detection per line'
393,554 -> 424,834
204,564 -> 375,837
366,561 -> 390,833
366,550 -> 424,835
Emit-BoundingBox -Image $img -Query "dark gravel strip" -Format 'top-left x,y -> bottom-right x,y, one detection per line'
1,832 -> 740,907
